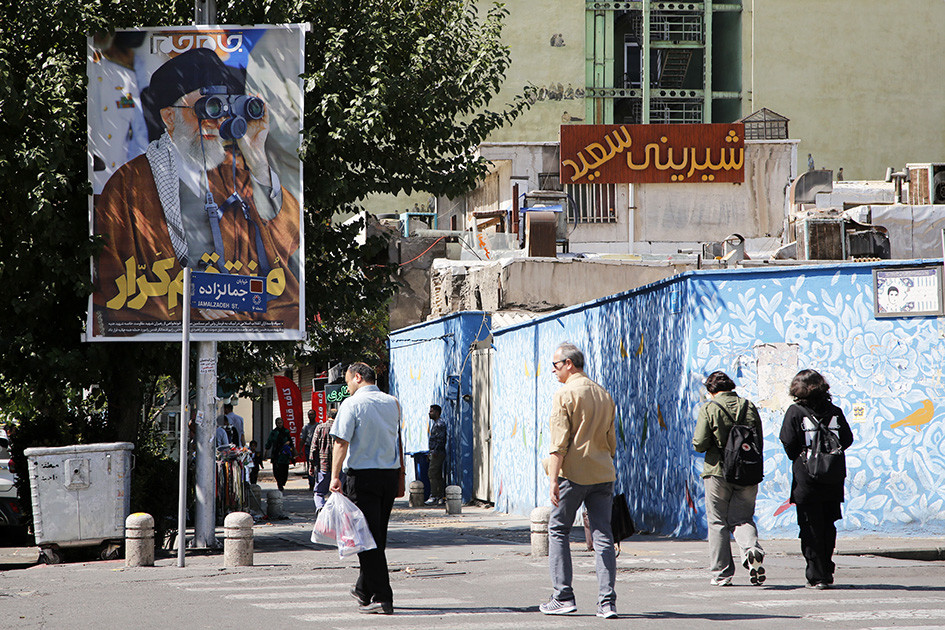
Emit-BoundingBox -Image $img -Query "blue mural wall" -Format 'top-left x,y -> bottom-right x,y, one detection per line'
687,262 -> 945,538
489,260 -> 945,539
492,282 -> 694,535
388,312 -> 491,503
391,260 -> 945,538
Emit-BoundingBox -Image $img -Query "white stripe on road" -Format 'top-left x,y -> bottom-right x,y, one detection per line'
810,610 -> 945,622
172,573 -> 351,587
291,609 -> 535,622
225,590 -> 420,601
744,596 -> 945,609
184,583 -> 355,592
330,621 -> 559,630
252,597 -> 462,609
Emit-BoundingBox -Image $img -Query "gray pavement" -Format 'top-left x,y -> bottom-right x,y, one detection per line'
3,467 -> 945,629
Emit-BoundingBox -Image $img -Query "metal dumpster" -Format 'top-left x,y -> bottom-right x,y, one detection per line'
24,442 -> 134,563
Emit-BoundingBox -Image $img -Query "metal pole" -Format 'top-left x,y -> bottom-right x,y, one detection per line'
192,0 -> 219,550
194,340 -> 218,547
177,268 -> 192,567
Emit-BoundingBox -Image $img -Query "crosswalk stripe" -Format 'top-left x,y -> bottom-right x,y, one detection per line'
171,573 -> 349,587
809,609 -> 945,622
251,596 -> 460,610
183,583 -> 364,593
332,621 -> 557,630
744,596 -> 945,608
291,609 -> 535,622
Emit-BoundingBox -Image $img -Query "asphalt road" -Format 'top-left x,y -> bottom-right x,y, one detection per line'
3,470 -> 945,629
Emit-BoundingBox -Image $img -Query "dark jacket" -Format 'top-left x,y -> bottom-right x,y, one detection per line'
265,427 -> 294,466
779,400 -> 854,505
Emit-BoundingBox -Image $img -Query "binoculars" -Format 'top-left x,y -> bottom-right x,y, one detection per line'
194,86 -> 265,141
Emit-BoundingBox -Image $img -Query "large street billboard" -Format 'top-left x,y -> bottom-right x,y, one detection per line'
86,25 -> 306,341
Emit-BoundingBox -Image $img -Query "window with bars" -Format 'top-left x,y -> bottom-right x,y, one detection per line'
565,183 -> 618,224
538,172 -> 618,224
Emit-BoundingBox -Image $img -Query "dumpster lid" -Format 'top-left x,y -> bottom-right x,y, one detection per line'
24,442 -> 134,457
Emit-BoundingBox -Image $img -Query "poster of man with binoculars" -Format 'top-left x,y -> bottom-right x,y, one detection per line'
87,25 -> 305,341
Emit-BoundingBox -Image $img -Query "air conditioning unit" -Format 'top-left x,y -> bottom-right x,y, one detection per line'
797,217 -> 846,260
795,217 -> 890,261
906,163 -> 945,205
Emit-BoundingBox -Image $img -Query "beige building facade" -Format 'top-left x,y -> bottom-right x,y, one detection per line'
481,0 -> 944,180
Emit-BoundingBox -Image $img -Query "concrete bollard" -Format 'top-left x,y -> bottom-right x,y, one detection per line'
409,480 -> 426,507
530,506 -> 553,557
125,512 -> 155,567
249,484 -> 263,511
445,485 -> 462,514
266,490 -> 285,519
223,512 -> 254,567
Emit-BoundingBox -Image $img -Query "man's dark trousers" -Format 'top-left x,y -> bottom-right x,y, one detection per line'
345,468 -> 399,605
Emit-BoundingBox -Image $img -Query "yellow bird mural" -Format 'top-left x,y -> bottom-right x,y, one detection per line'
636,334 -> 644,356
891,399 -> 934,431
620,339 -> 628,358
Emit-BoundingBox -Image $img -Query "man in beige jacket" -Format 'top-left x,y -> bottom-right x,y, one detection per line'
540,342 -> 618,619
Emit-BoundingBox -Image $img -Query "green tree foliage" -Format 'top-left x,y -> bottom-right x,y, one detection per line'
0,0 -> 523,446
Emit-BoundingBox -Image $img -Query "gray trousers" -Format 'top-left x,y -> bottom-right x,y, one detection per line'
548,478 -> 616,605
704,475 -> 764,578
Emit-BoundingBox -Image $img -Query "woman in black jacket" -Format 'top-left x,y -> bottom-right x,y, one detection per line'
779,369 -> 854,589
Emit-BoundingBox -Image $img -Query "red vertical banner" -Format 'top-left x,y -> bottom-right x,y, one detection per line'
274,375 -> 304,463
312,390 -> 327,423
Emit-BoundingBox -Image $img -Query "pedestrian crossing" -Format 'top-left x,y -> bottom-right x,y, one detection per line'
167,562 -> 945,630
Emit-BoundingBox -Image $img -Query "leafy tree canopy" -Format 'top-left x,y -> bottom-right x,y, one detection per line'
0,0 -> 525,444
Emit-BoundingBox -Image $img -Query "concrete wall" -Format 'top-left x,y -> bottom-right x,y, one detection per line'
744,0 -> 945,180
486,260 -> 945,539
634,140 -> 797,243
429,258 -> 694,316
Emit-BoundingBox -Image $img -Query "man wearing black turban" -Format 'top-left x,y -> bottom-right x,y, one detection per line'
92,48 -> 300,336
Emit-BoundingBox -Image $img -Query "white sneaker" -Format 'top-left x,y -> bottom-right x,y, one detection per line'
539,598 -> 577,615
710,575 -> 733,586
596,603 -> 618,619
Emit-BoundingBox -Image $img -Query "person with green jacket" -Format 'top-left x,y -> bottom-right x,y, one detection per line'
265,417 -> 294,492
692,371 -> 766,587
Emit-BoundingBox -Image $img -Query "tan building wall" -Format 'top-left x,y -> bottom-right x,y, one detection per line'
480,0 -> 585,142
743,0 -> 945,180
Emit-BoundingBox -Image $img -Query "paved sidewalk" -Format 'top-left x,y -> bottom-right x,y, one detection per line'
3,464 -> 945,569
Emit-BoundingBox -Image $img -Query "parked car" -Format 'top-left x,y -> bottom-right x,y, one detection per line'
0,428 -> 27,544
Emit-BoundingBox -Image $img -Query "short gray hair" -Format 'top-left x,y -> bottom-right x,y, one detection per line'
556,342 -> 585,370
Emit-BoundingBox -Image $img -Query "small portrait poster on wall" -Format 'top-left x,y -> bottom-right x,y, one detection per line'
873,266 -> 944,318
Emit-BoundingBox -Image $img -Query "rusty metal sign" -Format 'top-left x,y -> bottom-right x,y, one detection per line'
560,123 -> 745,184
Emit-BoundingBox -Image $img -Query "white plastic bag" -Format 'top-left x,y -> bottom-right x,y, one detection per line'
311,492 -> 377,558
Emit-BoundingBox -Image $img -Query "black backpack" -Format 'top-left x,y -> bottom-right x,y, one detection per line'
711,399 -> 764,485
798,406 -> 845,483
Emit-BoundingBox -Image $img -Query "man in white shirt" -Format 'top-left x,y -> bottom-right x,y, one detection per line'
330,362 -> 401,616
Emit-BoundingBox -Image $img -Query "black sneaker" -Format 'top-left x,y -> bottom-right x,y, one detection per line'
747,550 -> 766,586
359,601 -> 393,615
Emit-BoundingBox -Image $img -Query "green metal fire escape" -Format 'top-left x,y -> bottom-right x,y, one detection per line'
585,0 -> 742,125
